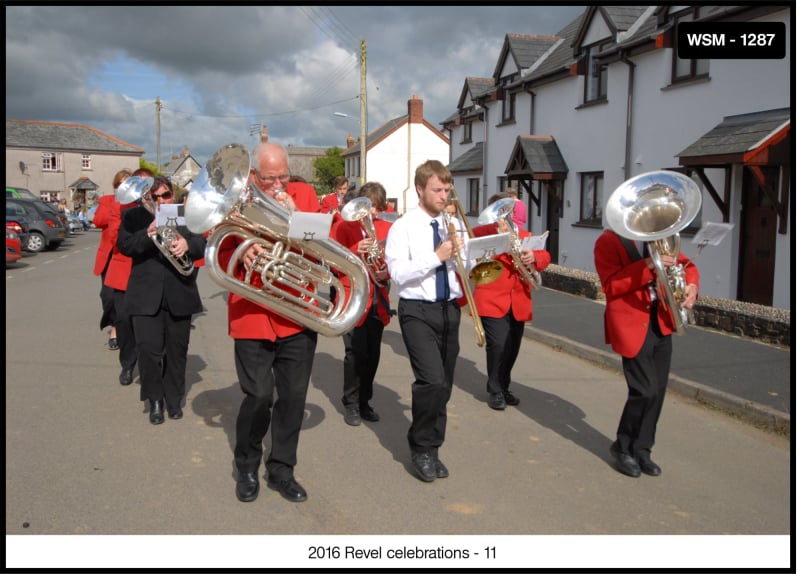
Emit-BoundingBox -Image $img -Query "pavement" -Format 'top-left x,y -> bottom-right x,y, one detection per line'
523,288 -> 792,430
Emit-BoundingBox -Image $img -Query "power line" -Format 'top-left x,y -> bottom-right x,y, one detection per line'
159,95 -> 360,120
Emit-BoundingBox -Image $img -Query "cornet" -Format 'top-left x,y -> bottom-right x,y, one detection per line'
115,176 -> 195,276
340,196 -> 388,285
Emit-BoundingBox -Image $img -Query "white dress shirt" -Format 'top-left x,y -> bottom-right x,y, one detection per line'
384,206 -> 467,302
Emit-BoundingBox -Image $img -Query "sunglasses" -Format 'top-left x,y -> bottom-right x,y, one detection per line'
151,191 -> 173,200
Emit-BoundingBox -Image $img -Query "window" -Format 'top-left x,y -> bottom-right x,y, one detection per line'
462,121 -> 472,143
580,172 -> 604,224
502,88 -> 516,123
81,154 -> 92,170
467,178 -> 480,215
583,41 -> 610,103
672,8 -> 710,82
42,152 -> 63,172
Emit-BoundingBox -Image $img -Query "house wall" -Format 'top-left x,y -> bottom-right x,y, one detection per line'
6,148 -> 140,201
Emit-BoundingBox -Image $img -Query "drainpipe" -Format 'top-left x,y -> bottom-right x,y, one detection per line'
622,56 -> 636,180
480,102 -> 490,210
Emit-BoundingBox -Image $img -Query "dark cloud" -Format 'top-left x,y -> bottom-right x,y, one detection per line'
5,5 -> 584,165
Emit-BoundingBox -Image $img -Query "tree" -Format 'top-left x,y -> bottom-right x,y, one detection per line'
313,147 -> 345,196
139,158 -> 162,175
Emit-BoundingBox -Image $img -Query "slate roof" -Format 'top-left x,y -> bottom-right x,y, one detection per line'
497,34 -> 561,78
447,142 -> 483,173
676,108 -> 791,159
6,120 -> 144,155
506,136 -> 568,175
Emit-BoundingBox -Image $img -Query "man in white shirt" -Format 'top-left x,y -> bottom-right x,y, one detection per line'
384,159 -> 467,482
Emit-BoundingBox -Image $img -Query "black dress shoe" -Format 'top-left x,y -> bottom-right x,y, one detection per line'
359,404 -> 380,422
502,390 -> 520,406
119,368 -> 133,386
167,406 -> 183,420
411,452 -> 436,482
344,405 -> 361,426
236,471 -> 260,502
149,399 -> 165,425
267,476 -> 308,502
609,444 -> 640,477
489,392 -> 506,410
637,455 -> 662,477
434,457 -> 449,479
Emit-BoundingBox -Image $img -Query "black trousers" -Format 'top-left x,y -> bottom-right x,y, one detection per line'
233,330 -> 318,480
616,306 -> 672,457
398,299 -> 460,454
131,304 -> 191,410
482,310 -> 525,395
342,308 -> 385,408
113,289 -> 137,372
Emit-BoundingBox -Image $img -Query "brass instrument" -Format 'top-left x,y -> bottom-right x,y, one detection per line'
605,170 -> 702,335
184,143 -> 369,337
442,210 -> 486,347
115,176 -> 195,276
477,197 -> 542,289
447,187 -> 502,285
340,196 -> 388,284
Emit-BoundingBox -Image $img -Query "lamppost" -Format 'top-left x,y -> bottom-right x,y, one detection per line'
333,112 -> 366,185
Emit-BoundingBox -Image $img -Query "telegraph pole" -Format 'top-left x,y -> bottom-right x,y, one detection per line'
360,39 -> 367,185
155,96 -> 162,170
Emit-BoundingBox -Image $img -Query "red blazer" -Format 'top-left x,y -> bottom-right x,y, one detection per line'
320,192 -> 343,215
594,229 -> 700,358
98,200 -> 137,291
92,195 -> 119,276
333,217 -> 393,327
221,182 -> 322,341
472,223 -> 551,321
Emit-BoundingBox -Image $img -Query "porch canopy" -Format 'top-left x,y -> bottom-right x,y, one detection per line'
677,107 -> 790,232
504,135 -> 568,211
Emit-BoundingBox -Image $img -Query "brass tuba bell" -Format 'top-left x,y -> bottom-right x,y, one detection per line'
340,196 -> 389,285
184,143 -> 369,337
605,170 -> 702,334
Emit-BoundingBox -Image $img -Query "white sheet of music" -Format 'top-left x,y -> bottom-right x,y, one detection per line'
466,232 -> 510,260
287,212 -> 334,241
691,222 -> 734,246
155,203 -> 185,227
521,230 -> 549,251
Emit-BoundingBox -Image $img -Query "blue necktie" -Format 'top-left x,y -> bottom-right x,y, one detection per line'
431,220 -> 450,301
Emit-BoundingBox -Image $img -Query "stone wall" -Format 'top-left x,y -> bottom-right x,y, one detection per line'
541,265 -> 791,348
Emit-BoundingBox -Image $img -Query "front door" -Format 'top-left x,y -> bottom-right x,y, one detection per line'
737,167 -> 777,305
544,181 -> 561,264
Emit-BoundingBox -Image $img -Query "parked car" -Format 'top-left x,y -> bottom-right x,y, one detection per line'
6,186 -> 38,200
67,214 -> 83,234
5,220 -> 30,253
6,228 -> 23,264
5,198 -> 67,252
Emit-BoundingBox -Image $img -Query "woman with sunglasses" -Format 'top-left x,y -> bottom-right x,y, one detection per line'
117,175 -> 207,425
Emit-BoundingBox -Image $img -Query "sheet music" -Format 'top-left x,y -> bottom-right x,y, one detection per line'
691,222 -> 734,246
521,230 -> 549,251
287,212 -> 334,241
155,203 -> 185,227
466,232 -> 510,261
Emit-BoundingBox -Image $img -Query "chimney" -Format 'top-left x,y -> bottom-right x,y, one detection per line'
408,94 -> 423,124
261,126 -> 268,142
347,132 -> 355,148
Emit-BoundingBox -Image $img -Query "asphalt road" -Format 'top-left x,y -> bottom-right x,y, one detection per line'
5,230 -> 792,570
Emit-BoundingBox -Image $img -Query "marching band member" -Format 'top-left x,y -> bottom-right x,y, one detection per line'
472,193 -> 551,410
320,175 -> 349,219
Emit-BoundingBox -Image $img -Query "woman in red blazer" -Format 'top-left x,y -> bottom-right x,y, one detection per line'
594,229 -> 699,478
332,182 -> 393,426
472,193 -> 551,410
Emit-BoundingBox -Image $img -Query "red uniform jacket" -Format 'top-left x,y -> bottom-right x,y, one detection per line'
594,229 -> 700,358
92,195 -> 119,276
333,218 -> 393,327
472,223 -> 551,321
95,197 -> 137,291
320,192 -> 343,215
220,181 -> 321,341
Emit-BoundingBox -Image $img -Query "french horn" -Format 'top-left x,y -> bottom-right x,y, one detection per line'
115,176 -> 195,276
605,170 -> 702,335
184,143 -> 369,337
477,197 -> 542,289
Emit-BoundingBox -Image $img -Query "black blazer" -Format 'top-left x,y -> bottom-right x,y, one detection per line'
117,206 -> 206,317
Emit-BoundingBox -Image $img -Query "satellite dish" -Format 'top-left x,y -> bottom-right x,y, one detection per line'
19,161 -> 26,174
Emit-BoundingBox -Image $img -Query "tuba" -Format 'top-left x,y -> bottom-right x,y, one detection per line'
340,196 -> 388,285
116,176 -> 195,276
184,143 -> 369,337
605,170 -> 702,335
477,197 -> 542,289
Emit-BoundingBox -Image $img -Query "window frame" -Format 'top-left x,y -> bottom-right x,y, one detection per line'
583,41 -> 610,103
81,154 -> 92,170
41,151 -> 63,172
467,177 -> 480,216
671,8 -> 711,83
579,171 -> 604,225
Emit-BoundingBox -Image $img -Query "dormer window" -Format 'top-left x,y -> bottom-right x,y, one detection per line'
583,41 -> 611,103
671,7 -> 710,83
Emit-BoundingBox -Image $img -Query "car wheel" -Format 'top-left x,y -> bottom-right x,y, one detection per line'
27,232 -> 45,253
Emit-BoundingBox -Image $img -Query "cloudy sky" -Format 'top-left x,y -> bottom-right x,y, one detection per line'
5,5 -> 585,166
